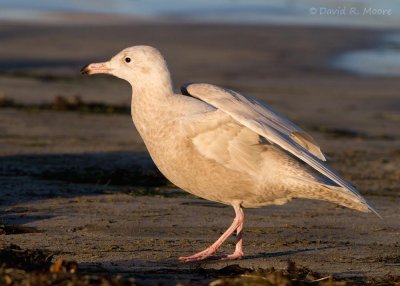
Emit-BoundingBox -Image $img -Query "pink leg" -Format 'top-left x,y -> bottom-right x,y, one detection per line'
179,205 -> 244,262
219,210 -> 244,260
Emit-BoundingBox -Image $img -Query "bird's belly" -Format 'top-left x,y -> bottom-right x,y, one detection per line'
144,138 -> 300,208
144,136 -> 258,206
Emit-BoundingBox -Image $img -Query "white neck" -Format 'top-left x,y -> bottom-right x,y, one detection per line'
130,77 -> 174,140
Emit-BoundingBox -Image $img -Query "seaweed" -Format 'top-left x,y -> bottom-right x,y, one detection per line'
0,95 -> 130,114
0,244 -> 53,271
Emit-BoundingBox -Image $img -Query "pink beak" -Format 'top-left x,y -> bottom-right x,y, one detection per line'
80,62 -> 112,75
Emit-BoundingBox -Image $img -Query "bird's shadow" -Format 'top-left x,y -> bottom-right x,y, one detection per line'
242,245 -> 336,260
159,246 -> 338,266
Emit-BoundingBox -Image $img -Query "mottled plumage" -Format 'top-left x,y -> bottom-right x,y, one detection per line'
81,45 -> 379,262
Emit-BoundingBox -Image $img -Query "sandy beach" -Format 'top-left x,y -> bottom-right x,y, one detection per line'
0,21 -> 399,284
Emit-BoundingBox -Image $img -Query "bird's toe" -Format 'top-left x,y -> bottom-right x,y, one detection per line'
217,251 -> 243,261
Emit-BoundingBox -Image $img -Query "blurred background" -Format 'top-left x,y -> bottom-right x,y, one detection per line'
1,0 -> 400,78
0,0 -> 399,283
2,0 -> 400,28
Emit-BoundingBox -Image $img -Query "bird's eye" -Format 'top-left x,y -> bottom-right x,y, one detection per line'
125,57 -> 131,63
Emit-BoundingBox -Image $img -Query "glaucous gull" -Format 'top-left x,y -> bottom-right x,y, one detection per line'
81,46 -> 379,262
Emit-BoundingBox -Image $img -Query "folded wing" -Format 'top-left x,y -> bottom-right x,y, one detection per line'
182,83 -> 378,215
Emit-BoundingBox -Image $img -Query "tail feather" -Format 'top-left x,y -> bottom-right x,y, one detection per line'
296,183 -> 382,218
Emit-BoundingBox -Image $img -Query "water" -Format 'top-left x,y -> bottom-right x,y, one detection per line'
1,0 -> 400,77
334,33 -> 400,77
1,0 -> 400,28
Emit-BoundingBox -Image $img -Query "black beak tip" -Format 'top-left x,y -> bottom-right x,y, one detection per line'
80,64 -> 90,75
181,82 -> 195,96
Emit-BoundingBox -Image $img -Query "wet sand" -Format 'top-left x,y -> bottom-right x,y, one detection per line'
0,22 -> 399,284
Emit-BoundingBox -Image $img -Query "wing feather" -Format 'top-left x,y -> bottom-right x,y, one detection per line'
182,83 -> 378,214
183,83 -> 326,160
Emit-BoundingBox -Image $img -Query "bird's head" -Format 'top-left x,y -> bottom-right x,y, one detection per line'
81,45 -> 172,91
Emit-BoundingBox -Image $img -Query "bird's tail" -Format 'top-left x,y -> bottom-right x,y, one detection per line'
296,182 -> 381,218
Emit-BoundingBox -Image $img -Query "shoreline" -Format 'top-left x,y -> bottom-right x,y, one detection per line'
332,31 -> 400,76
0,21 -> 383,76
1,7 -> 400,29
